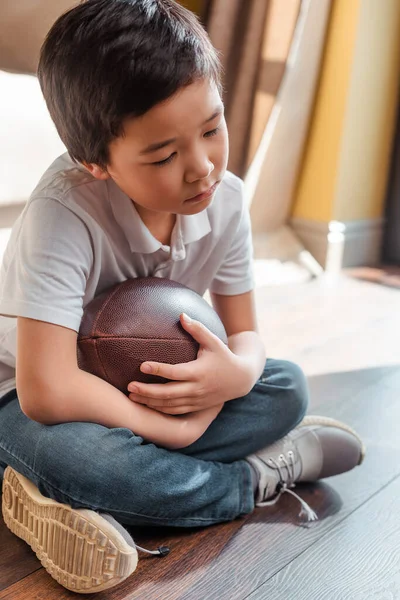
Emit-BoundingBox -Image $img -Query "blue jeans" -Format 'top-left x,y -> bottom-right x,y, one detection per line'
0,359 -> 308,527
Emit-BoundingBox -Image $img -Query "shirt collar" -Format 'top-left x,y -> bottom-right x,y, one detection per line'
107,178 -> 211,254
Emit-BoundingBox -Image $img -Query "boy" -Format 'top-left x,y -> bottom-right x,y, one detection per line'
0,0 -> 364,594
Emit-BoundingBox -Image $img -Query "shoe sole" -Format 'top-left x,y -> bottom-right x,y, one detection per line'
298,415 -> 366,464
2,467 -> 138,594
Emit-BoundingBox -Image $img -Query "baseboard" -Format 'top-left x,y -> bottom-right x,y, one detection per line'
290,217 -> 385,270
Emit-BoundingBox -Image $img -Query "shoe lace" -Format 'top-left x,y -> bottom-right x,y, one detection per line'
134,543 -> 170,557
257,451 -> 318,522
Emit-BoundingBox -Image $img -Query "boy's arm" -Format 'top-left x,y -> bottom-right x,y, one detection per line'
211,290 -> 266,383
16,316 -> 216,450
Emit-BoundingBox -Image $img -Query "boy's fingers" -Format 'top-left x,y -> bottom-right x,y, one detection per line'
129,381 -> 194,400
130,395 -> 194,414
138,359 -> 195,382
135,397 -> 184,408
180,313 -> 223,350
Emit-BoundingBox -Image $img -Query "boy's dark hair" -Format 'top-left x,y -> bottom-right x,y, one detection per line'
38,0 -> 221,168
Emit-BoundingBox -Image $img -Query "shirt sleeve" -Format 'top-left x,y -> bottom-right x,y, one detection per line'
209,182 -> 255,296
0,198 -> 93,332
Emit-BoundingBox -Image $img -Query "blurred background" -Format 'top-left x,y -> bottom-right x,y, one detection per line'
0,0 -> 399,376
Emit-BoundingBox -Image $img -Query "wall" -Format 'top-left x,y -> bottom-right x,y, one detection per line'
293,0 -> 400,225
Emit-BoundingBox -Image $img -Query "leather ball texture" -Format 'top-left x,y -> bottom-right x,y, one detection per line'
77,277 -> 228,393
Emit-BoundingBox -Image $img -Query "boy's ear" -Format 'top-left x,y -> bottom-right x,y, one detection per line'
83,162 -> 110,180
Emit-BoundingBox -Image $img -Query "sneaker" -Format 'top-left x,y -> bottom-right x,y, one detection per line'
246,416 -> 366,522
1,467 -> 168,593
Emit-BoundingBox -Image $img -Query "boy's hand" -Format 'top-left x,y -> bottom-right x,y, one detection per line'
127,313 -> 252,414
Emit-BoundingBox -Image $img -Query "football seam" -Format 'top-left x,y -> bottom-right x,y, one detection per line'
90,283 -> 124,337
93,339 -> 110,383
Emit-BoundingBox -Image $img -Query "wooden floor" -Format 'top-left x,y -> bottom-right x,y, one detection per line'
1,270 -> 399,599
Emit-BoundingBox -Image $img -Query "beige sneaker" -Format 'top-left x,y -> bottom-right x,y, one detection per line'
246,416 -> 365,522
2,466 -> 139,594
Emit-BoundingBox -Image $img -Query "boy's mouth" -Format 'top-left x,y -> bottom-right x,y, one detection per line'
185,182 -> 218,204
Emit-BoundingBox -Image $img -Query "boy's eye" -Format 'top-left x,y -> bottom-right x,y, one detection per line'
204,127 -> 220,138
150,127 -> 220,167
152,153 -> 176,167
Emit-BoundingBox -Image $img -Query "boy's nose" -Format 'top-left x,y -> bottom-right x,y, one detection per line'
185,159 -> 214,184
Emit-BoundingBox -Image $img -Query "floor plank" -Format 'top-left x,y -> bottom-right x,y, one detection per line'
247,474 -> 400,600
0,518 -> 40,591
255,274 -> 400,377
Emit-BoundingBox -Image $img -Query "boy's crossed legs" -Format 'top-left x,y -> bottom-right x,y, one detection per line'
0,359 -> 364,593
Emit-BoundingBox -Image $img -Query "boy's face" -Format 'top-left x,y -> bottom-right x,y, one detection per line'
89,79 -> 229,218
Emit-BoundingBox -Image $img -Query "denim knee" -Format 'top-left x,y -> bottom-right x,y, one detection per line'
32,423 -> 143,510
259,359 -> 309,434
278,359 -> 309,427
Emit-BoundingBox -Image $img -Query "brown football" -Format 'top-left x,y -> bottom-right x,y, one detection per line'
77,277 -> 227,393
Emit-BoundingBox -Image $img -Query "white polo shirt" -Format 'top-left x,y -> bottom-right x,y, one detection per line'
0,153 -> 254,399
